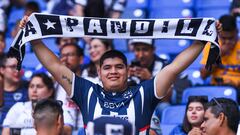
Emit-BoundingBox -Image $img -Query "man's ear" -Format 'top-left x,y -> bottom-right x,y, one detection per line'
218,112 -> 225,126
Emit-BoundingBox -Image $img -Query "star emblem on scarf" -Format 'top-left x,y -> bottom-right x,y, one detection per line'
43,19 -> 56,30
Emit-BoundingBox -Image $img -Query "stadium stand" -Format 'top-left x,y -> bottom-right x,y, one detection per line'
161,105 -> 186,124
181,86 -> 238,104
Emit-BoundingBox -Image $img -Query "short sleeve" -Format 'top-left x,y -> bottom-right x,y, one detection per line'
2,102 -> 23,127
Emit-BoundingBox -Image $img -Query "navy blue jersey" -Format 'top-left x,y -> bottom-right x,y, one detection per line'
0,87 -> 28,125
71,74 -> 161,135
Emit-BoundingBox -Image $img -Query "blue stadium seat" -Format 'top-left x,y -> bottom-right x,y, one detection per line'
150,0 -> 194,9
123,52 -> 135,64
42,38 -> 59,54
197,8 -> 229,19
155,39 -> 190,55
161,124 -> 178,135
121,8 -> 147,19
181,86 -> 238,104
195,0 -> 231,9
182,68 -> 204,86
126,0 -> 148,8
149,8 -> 193,18
113,39 -> 128,52
161,105 -> 186,124
22,52 -> 40,69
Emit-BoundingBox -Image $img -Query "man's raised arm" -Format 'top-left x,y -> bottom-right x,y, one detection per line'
20,16 -> 73,96
155,41 -> 205,98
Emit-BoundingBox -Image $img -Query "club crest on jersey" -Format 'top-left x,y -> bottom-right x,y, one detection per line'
13,93 -> 23,101
123,91 -> 133,99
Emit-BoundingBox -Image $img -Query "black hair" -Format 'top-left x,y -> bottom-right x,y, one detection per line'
219,14 -> 237,31
33,99 -> 63,128
25,1 -> 40,13
99,50 -> 127,67
55,37 -> 79,46
205,98 -> 240,133
60,43 -> 84,57
182,96 -> 208,133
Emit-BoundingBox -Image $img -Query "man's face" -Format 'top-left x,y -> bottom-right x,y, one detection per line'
60,45 -> 81,72
133,44 -> 154,67
1,58 -> 22,84
201,108 -> 220,135
219,30 -> 238,56
99,57 -> 128,92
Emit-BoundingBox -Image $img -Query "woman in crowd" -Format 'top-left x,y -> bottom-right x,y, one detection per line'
170,96 -> 208,135
2,73 -> 72,135
81,38 -> 113,85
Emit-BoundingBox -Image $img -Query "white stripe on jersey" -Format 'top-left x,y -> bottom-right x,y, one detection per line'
127,99 -> 135,126
139,86 -> 144,114
87,87 -> 93,113
93,98 -> 102,119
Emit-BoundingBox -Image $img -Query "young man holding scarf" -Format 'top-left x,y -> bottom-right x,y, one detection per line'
19,16 -> 221,134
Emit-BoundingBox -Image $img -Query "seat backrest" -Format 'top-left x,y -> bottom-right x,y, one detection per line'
181,86 -> 237,104
161,124 -> 178,135
161,105 -> 186,125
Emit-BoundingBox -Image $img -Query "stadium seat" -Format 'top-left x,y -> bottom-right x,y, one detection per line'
121,8 -> 147,19
195,0 -> 231,9
182,68 -> 204,86
161,105 -> 186,125
113,39 -> 128,52
161,124 -> 178,135
126,0 -> 148,8
197,8 -> 229,19
149,8 -> 193,18
155,39 -> 190,55
150,0 -> 194,9
22,52 -> 40,69
123,52 -> 135,64
181,86 -> 238,104
42,38 -> 59,54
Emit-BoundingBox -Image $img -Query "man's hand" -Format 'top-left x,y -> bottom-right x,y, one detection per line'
129,66 -> 152,80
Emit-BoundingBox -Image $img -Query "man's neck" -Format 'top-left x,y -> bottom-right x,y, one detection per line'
4,80 -> 20,92
218,128 -> 236,135
37,128 -> 61,135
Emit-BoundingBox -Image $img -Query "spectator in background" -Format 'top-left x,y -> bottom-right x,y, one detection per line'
0,32 -> 6,108
2,73 -> 73,135
73,0 -> 126,44
201,98 -> 239,135
56,37 -> 79,50
128,39 -> 168,84
0,32 -> 6,57
128,39 -> 169,135
81,38 -> 113,85
73,0 -> 126,18
33,99 -> 64,135
170,96 -> 208,135
200,15 -> 240,99
0,56 -> 28,128
56,43 -> 85,134
231,0 -> 240,17
24,1 -> 40,16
